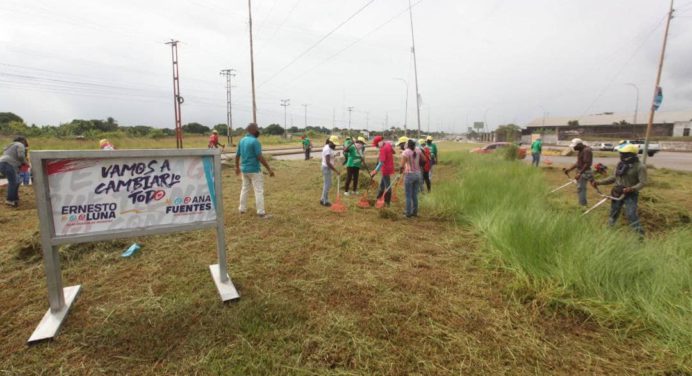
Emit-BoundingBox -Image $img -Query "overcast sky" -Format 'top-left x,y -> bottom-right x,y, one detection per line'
1,0 -> 691,133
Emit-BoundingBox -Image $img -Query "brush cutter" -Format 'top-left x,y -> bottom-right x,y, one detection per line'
330,174 -> 347,213
549,170 -> 576,194
582,185 -> 624,216
375,174 -> 401,209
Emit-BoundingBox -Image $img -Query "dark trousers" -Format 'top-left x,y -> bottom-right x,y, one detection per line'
376,175 -> 392,204
421,171 -> 431,192
609,191 -> 644,236
304,148 -> 311,160
344,167 -> 360,192
0,162 -> 19,202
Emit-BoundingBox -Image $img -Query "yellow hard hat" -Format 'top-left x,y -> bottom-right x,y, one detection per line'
398,136 -> 409,145
357,136 -> 366,143
619,144 -> 639,154
418,139 -> 426,145
426,135 -> 433,141
99,139 -> 109,147
328,135 -> 341,145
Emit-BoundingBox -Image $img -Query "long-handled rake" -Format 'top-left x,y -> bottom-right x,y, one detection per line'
330,174 -> 347,213
582,186 -> 624,216
375,174 -> 401,209
357,175 -> 377,208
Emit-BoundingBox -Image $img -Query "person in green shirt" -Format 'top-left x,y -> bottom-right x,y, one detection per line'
592,144 -> 647,236
530,137 -> 543,167
343,136 -> 362,196
302,135 -> 312,160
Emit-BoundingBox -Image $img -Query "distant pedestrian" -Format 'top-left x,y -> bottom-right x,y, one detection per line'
563,138 -> 593,207
425,136 -> 438,178
370,135 -> 395,207
302,135 -> 312,160
99,139 -> 115,150
321,135 -> 341,207
208,130 -> 226,149
0,136 -> 29,207
356,136 -> 367,166
399,137 -> 427,218
530,137 -> 543,167
592,144 -> 647,236
235,123 -> 274,218
418,138 -> 432,192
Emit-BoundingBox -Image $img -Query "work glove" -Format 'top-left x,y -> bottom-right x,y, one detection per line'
370,170 -> 377,177
623,187 -> 633,194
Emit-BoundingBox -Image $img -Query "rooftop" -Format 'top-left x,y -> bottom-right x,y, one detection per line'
526,110 -> 692,128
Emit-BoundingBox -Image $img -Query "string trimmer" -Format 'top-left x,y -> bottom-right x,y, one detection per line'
549,170 -> 576,194
582,185 -> 624,216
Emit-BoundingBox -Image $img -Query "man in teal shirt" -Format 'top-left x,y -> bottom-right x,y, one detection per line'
235,123 -> 274,218
530,136 -> 543,167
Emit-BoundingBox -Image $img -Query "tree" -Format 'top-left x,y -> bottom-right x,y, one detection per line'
182,122 -> 210,134
213,123 -> 228,136
0,112 -> 23,124
125,125 -> 154,137
568,120 -> 580,126
263,123 -> 285,135
495,124 -> 521,142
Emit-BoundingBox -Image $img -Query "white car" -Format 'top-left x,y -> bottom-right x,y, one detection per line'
615,140 -> 660,157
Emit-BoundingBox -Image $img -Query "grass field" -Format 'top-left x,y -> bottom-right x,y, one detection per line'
0,142 -> 690,374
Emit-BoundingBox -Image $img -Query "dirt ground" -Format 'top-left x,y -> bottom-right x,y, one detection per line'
0,147 -> 686,374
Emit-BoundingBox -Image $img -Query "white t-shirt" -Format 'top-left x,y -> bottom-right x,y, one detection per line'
321,144 -> 334,168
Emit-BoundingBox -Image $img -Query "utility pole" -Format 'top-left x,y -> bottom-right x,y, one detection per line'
165,40 -> 184,149
347,106 -> 354,137
247,0 -> 258,124
220,68 -> 236,146
408,0 -> 422,139
643,0 -> 674,164
280,99 -> 290,138
302,104 -> 309,128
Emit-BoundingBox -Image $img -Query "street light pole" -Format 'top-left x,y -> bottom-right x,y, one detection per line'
393,78 -> 409,136
347,106 -> 354,137
247,0 -> 258,124
407,0 -> 422,139
280,99 -> 290,138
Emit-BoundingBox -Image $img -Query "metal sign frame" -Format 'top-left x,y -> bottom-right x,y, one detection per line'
28,149 -> 239,344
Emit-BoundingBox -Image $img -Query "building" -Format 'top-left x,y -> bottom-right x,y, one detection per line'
524,110 -> 692,143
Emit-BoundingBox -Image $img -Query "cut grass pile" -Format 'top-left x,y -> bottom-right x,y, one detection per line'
0,142 -> 688,374
424,152 -> 692,367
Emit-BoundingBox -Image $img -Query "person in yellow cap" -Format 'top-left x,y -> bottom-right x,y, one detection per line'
321,135 -> 341,206
99,139 -> 114,151
592,144 -> 647,236
356,136 -> 367,166
425,136 -> 438,178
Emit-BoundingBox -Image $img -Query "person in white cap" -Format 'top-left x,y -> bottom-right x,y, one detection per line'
563,138 -> 593,207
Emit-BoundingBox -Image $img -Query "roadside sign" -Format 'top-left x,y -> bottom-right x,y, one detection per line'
28,149 -> 239,344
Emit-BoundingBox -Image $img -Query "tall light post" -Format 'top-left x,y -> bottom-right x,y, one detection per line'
625,83 -> 640,138
393,77 -> 409,136
407,0 -> 422,138
247,0 -> 258,123
347,106 -> 354,137
220,68 -> 236,146
280,99 -> 290,138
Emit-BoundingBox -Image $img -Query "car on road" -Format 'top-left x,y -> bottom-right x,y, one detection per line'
471,142 -> 527,159
597,142 -> 614,151
615,140 -> 660,157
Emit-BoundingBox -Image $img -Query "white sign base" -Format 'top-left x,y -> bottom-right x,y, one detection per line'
209,264 -> 240,302
28,285 -> 81,343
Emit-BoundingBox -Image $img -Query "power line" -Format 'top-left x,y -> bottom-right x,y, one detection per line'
258,0 -> 377,88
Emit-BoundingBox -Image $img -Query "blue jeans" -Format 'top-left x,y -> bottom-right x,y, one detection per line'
576,170 -> 593,206
19,171 -> 30,185
376,175 -> 392,205
0,162 -> 19,202
531,152 -> 540,167
404,172 -> 421,216
321,166 -> 332,204
609,191 -> 644,236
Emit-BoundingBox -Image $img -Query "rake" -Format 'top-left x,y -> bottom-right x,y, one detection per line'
330,174 -> 347,213
375,174 -> 401,209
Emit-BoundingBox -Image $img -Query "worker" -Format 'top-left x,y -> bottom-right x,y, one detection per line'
530,136 -> 543,167
0,136 -> 28,207
302,135 -> 312,160
356,136 -> 367,166
425,136 -> 438,178
563,138 -> 593,207
99,139 -> 115,150
399,137 -> 427,218
208,130 -> 226,149
370,135 -> 395,207
418,138 -> 432,193
343,135 -> 362,196
321,135 -> 341,207
235,123 -> 274,219
592,144 -> 647,236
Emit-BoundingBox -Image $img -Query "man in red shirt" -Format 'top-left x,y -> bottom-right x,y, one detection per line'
370,135 -> 395,207
208,130 -> 226,149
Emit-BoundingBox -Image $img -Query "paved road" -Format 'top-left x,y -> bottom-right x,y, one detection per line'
531,151 -> 692,172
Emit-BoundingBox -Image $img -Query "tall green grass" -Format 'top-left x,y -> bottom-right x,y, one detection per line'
426,153 -> 692,361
